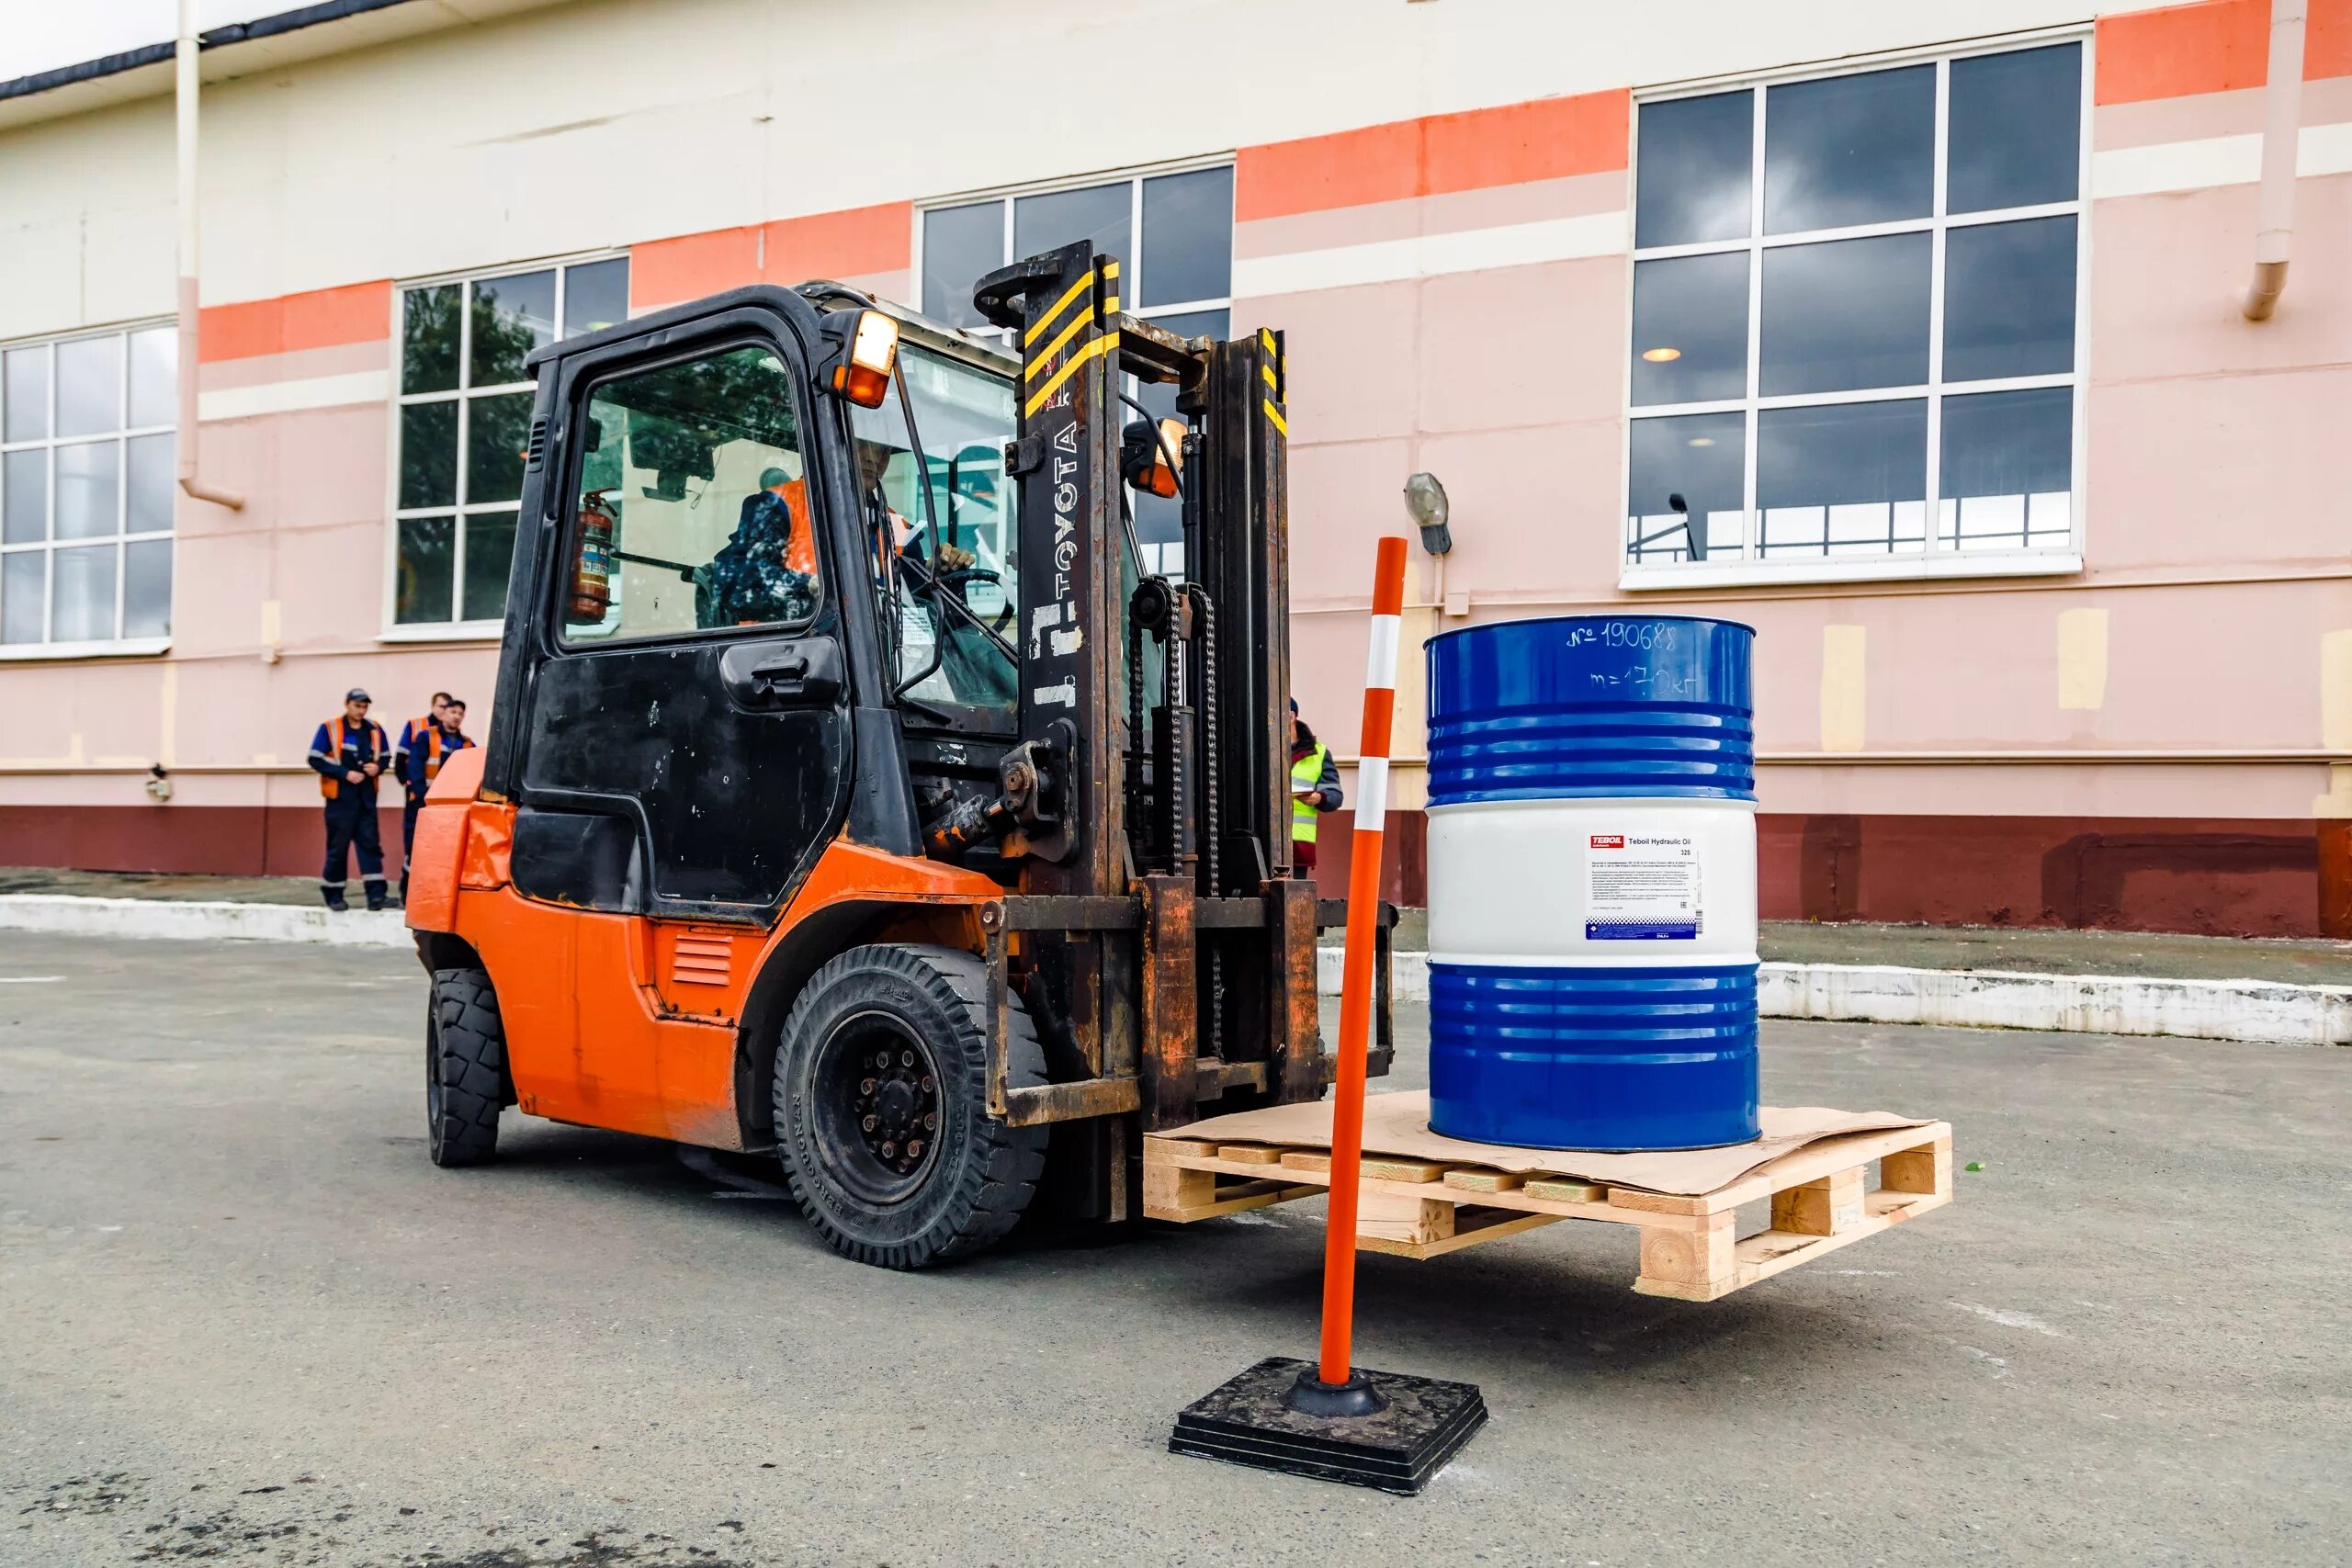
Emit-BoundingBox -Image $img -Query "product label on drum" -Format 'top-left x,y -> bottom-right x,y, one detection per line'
1585,833 -> 1702,939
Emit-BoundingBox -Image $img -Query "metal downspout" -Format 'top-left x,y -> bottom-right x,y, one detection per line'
2244,0 -> 2307,321
176,0 -> 244,509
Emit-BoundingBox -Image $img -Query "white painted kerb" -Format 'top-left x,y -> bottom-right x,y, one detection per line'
0,895 -> 410,949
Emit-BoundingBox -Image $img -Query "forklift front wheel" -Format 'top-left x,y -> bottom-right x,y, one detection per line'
426,967 -> 506,1168
775,943 -> 1046,1269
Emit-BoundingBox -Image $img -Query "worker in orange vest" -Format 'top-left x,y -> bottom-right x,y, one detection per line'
396,693 -> 474,901
306,688 -> 391,911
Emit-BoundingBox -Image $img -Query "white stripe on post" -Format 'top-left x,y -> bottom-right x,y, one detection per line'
1363,615 -> 1402,691
1352,754 -> 1390,824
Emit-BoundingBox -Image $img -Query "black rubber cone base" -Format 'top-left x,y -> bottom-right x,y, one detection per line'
1170,1357 -> 1487,1495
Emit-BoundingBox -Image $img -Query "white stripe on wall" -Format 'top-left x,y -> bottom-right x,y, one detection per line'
1233,209 -> 1629,299
198,368 -> 391,422
2092,121 -> 2352,198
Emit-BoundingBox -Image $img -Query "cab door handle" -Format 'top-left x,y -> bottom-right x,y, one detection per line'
720,637 -> 842,706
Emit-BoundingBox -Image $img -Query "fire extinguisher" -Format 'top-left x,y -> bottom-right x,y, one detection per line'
571,488 -> 616,621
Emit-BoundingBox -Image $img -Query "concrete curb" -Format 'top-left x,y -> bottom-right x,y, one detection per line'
1,896 -> 2338,1047
1315,947 -> 2349,1047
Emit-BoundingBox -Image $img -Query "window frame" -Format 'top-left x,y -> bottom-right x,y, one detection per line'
549,332 -> 824,653
382,251 -> 630,641
1620,29 -> 2094,591
0,319 -> 178,660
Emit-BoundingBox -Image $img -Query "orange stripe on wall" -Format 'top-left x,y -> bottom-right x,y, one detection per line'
630,224 -> 763,309
1238,89 -> 1628,223
2098,0 -> 2352,106
763,201 -> 910,283
198,279 -> 390,362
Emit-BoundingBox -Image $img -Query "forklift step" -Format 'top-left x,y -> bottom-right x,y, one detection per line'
1141,1103 -> 1952,1301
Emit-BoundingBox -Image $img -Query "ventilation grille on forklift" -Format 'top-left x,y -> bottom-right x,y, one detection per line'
668,934 -> 733,988
526,419 -> 548,472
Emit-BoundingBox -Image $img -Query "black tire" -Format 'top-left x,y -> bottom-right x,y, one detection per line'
427,966 -> 505,1168
775,943 -> 1046,1269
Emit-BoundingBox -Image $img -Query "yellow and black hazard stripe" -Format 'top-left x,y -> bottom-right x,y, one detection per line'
1257,326 -> 1287,437
1022,260 -> 1122,418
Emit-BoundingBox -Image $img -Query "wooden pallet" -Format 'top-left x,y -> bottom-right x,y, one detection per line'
1142,1122 -> 1952,1302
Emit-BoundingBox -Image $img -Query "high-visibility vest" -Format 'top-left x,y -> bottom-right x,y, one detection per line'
408,717 -> 450,786
776,480 -> 817,575
320,716 -> 388,800
1290,742 -> 1328,845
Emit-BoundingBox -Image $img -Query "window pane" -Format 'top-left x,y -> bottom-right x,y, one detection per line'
1950,44 -> 2081,213
4,346 -> 47,441
461,513 -> 516,622
400,400 -> 458,510
128,327 -> 176,429
1631,252 -> 1748,405
1015,182 -> 1130,271
55,440 -> 121,539
562,258 -> 629,337
395,515 -> 456,624
1760,232 -> 1929,395
1764,64 -> 1934,233
469,271 -> 555,387
2,551 -> 45,642
1943,216 -> 2075,382
1758,400 -> 1927,556
51,543 -> 116,641
402,284 -> 460,393
1628,411 -> 1746,563
922,201 -> 1005,331
127,434 -> 175,534
467,391 -> 532,505
1636,90 -> 1754,247
123,537 -> 171,637
56,336 -> 122,437
1939,387 -> 2072,550
1139,167 -> 1234,307
3,450 -> 45,543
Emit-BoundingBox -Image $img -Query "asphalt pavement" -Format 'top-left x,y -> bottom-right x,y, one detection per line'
1,932 -> 2345,1567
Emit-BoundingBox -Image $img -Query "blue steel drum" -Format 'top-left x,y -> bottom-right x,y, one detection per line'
1423,615 -> 1759,1152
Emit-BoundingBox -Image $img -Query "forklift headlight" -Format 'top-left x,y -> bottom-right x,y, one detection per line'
1121,416 -> 1186,500
831,310 -> 899,409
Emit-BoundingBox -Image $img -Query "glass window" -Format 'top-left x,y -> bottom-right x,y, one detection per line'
920,201 -> 1005,331
0,325 -> 177,647
560,344 -> 814,644
1138,167 -> 1234,308
394,257 -> 628,626
1636,91 -> 1754,248
1014,183 -> 1131,274
1626,42 -> 2086,576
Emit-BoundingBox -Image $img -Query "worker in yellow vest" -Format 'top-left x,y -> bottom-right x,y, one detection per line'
396,693 -> 474,900
305,688 -> 391,911
1287,697 -> 1341,879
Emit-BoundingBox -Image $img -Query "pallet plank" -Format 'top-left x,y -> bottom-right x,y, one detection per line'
1217,1144 -> 1284,1165
1361,1156 -> 1451,1184
1526,1177 -> 1609,1204
1442,1168 -> 1524,1194
1359,1211 -> 1560,1259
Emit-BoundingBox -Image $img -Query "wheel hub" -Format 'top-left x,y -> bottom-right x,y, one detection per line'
851,1041 -> 939,1179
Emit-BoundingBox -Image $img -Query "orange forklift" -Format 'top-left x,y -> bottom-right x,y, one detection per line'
404,243 -> 1396,1267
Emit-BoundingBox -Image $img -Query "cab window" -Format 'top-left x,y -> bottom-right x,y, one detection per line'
560,344 -> 817,642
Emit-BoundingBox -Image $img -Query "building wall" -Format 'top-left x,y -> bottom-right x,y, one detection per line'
0,0 -> 2346,932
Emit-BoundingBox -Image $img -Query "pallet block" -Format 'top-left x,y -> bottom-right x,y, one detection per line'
1141,1122 -> 1954,1300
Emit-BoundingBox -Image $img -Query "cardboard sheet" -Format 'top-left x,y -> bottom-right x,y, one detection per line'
1156,1090 -> 1932,1198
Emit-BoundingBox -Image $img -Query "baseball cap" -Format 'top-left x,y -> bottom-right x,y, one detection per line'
345,687 -> 372,703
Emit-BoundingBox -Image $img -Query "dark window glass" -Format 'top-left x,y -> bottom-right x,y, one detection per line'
1631,252 -> 1749,405
401,284 -> 460,394
123,537 -> 171,637
1635,90 -> 1754,247
1758,400 -> 1927,555
4,346 -> 48,441
1950,44 -> 2081,213
1764,64 -> 1934,233
55,440 -> 120,539
467,391 -> 532,505
469,270 -> 555,387
1015,182 -> 1130,271
56,336 -> 121,437
1943,216 -> 2076,382
1139,167 -> 1234,306
1760,232 -> 1929,395
127,434 -> 174,534
395,515 -> 456,624
461,513 -> 516,622
563,259 -> 629,337
400,401 -> 458,510
921,201 -> 1004,331
128,328 -> 175,429
51,542 -> 115,641
3,450 -> 46,543
1,551 -> 43,642
1942,388 -> 2073,549
1627,411 -> 1746,562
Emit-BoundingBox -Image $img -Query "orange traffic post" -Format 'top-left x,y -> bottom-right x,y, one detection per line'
1315,532 -> 1409,1388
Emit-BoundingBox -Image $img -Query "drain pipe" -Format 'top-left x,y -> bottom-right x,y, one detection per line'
2244,0 -> 2307,321
175,0 -> 243,509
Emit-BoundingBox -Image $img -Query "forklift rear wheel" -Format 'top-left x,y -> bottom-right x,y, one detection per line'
776,943 -> 1047,1269
426,966 -> 506,1168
